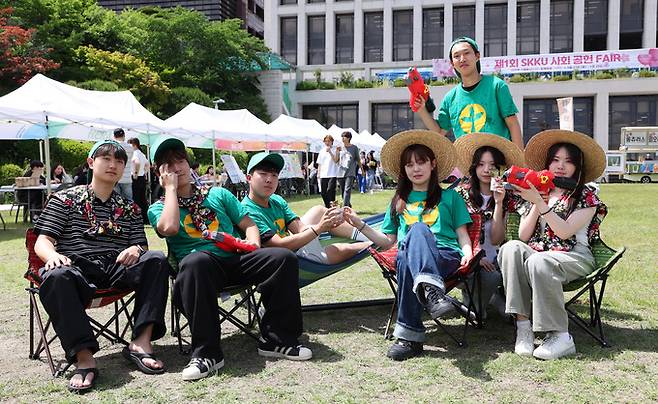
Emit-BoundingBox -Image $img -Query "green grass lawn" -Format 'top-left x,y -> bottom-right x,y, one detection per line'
0,185 -> 656,402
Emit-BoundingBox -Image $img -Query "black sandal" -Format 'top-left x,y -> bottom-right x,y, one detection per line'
122,346 -> 165,375
68,368 -> 99,393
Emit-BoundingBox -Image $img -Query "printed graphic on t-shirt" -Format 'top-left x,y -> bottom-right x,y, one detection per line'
459,103 -> 487,133
402,201 -> 439,226
183,214 -> 219,238
274,218 -> 287,237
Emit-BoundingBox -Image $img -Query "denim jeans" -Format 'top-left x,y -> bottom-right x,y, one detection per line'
393,223 -> 462,342
357,173 -> 366,193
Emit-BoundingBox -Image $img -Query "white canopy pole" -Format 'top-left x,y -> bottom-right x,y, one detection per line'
44,114 -> 52,195
212,130 -> 217,187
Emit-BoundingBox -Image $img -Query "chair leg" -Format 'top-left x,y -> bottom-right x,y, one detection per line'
565,277 -> 610,348
28,291 -> 57,376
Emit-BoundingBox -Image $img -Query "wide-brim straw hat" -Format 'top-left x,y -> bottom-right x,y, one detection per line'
525,129 -> 606,183
381,129 -> 457,180
454,132 -> 525,174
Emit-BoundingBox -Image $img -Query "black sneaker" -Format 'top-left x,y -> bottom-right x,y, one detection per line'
387,339 -> 423,361
257,338 -> 312,361
181,357 -> 224,381
418,282 -> 452,319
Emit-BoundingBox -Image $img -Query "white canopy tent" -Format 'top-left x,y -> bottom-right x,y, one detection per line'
267,114 -> 329,153
0,74 -> 168,192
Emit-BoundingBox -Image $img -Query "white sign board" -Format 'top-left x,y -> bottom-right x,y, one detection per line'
220,155 -> 246,183
279,154 -> 304,179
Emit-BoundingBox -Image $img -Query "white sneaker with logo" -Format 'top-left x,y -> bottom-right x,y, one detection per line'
533,333 -> 576,360
181,357 -> 225,381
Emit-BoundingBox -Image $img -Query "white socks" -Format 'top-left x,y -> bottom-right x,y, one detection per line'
517,319 -> 532,330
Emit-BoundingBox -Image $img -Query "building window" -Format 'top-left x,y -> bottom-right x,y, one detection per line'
609,95 -> 658,150
280,0 -> 297,4
517,1 -> 540,55
422,8 -> 444,60
335,14 -> 354,64
453,6 -> 475,40
550,0 -> 573,53
303,104 -> 358,129
364,12 -> 384,63
523,98 -> 594,145
584,0 -> 608,51
307,0 -> 325,3
620,0 -> 644,49
371,103 -> 424,140
484,4 -> 507,57
307,15 -> 325,65
280,17 -> 297,65
393,10 -> 413,61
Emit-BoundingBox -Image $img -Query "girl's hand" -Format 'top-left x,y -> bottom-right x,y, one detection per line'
460,254 -> 470,266
342,206 -> 363,229
492,182 -> 506,204
511,182 -> 543,205
412,94 -> 426,112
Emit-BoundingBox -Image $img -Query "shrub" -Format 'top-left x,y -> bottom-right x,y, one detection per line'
318,81 -> 336,90
337,71 -> 355,88
296,80 -> 319,90
50,139 -> 93,174
639,70 -> 657,78
509,74 -> 527,83
429,79 -> 446,86
355,79 -> 374,88
0,163 -> 24,186
615,68 -> 632,78
160,87 -> 213,118
73,79 -> 120,91
594,72 -> 613,80
393,78 -> 407,87
552,74 -> 571,81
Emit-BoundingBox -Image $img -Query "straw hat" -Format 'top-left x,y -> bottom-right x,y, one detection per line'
381,129 -> 457,180
525,129 -> 606,183
454,132 -> 525,174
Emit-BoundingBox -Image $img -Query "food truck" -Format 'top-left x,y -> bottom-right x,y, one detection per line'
606,127 -> 658,183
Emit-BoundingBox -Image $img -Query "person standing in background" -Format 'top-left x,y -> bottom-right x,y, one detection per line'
128,137 -> 149,222
338,132 -> 359,208
316,135 -> 341,208
113,128 -> 134,200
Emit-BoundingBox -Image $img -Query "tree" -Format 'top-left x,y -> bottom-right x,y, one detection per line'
160,86 -> 213,119
75,45 -> 170,111
0,7 -> 59,91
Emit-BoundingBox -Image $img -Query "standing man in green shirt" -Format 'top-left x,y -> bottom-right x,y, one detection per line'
414,37 -> 524,150
242,152 -> 371,265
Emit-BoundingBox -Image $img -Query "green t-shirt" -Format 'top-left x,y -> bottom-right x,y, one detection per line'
147,187 -> 247,261
437,75 -> 518,140
380,189 -> 472,255
241,194 -> 298,241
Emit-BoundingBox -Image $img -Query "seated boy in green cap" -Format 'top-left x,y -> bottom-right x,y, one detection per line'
34,140 -> 170,392
147,138 -> 312,382
242,152 -> 371,265
414,37 -> 524,150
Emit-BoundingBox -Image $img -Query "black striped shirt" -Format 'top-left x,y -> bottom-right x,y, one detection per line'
35,186 -> 147,260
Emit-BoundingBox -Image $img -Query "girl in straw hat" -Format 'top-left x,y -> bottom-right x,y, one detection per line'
453,133 -> 525,321
343,130 -> 474,361
498,129 -> 608,360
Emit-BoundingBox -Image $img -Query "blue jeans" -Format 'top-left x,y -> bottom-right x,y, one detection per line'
357,173 -> 366,193
366,170 -> 375,190
393,223 -> 462,342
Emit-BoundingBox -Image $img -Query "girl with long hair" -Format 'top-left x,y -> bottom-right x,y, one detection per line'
453,133 -> 525,320
499,129 -> 608,360
343,130 -> 473,361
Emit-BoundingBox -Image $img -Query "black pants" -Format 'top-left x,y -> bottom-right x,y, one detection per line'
320,177 -> 337,208
131,175 -> 148,222
38,251 -> 170,363
173,248 -> 302,361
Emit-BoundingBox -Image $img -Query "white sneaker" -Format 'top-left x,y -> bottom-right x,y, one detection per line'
533,333 -> 576,360
181,357 -> 225,381
257,338 -> 313,361
514,326 -> 535,357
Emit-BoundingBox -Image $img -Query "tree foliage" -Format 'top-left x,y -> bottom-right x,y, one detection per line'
0,7 -> 59,90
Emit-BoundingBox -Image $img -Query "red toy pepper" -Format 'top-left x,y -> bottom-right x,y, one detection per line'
406,67 -> 431,112
202,230 -> 258,253
504,165 -> 577,192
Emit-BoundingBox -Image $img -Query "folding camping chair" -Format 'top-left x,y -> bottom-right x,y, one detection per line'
505,212 -> 625,347
167,242 -> 262,355
24,228 -> 135,377
369,213 -> 485,346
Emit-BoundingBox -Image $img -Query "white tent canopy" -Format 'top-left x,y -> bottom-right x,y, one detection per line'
0,74 -> 166,143
268,114 -> 328,152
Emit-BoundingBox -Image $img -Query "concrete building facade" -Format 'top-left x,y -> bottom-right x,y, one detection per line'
264,0 -> 658,152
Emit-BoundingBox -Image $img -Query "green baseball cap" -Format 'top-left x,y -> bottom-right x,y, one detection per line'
87,139 -> 127,182
449,37 -> 481,79
150,136 -> 186,164
247,152 -> 285,174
